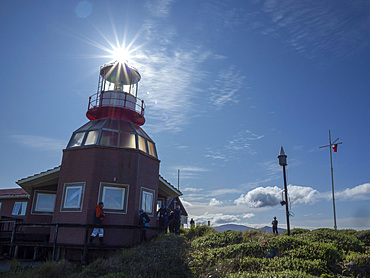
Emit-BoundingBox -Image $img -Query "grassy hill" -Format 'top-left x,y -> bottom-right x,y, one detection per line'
2,226 -> 369,277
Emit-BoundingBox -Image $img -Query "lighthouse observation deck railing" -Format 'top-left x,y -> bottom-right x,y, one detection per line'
88,90 -> 145,116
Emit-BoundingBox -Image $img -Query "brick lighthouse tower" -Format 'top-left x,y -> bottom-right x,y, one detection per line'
52,60 -> 160,246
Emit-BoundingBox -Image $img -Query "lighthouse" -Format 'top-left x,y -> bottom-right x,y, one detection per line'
51,60 -> 160,245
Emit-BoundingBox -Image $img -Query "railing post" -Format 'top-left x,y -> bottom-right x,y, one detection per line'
52,224 -> 59,261
82,225 -> 89,265
9,221 -> 16,258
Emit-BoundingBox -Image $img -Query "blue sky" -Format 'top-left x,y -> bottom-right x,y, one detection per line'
0,0 -> 369,230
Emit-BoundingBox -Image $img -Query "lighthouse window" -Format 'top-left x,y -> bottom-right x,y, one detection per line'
67,132 -> 85,148
138,136 -> 147,153
147,141 -> 157,157
61,183 -> 85,211
100,130 -> 118,147
85,130 -> 99,146
119,133 -> 136,149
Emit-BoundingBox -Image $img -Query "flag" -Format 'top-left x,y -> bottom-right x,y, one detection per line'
332,144 -> 338,152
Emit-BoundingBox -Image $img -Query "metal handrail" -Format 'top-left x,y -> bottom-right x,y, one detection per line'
88,91 -> 145,116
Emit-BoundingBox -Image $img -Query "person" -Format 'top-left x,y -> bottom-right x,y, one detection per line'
138,209 -> 150,243
167,210 -> 175,233
89,202 -> 105,245
190,218 -> 195,229
272,216 -> 278,235
173,205 -> 181,235
157,204 -> 169,232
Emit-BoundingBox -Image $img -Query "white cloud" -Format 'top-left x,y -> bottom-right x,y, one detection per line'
209,198 -> 223,206
11,135 -> 66,151
227,130 -> 264,154
193,212 -> 240,225
243,213 -> 255,219
260,0 -> 370,60
180,198 -> 193,208
182,187 -> 203,192
144,0 -> 174,18
211,188 -> 243,196
234,184 -> 318,208
288,185 -> 319,204
209,65 -> 245,109
336,183 -> 370,201
204,151 -> 228,161
235,186 -> 281,208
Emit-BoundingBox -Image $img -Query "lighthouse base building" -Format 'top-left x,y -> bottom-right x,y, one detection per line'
0,61 -> 187,261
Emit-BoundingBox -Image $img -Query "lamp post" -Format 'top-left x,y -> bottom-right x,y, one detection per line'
278,146 -> 290,236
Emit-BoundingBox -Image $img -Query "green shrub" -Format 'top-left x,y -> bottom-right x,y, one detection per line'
242,229 -> 274,243
184,225 -> 216,241
296,228 -> 364,252
286,241 -> 341,266
192,256 -> 329,277
341,251 -> 370,277
191,230 -> 243,251
266,235 -> 308,256
226,269 -> 317,277
99,273 -> 131,278
282,228 -> 310,236
356,230 -> 370,246
3,259 -> 76,278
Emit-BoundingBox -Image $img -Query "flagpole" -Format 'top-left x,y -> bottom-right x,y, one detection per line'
319,130 -> 342,230
328,130 -> 337,230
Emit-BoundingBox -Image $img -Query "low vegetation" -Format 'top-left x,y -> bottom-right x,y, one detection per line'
1,227 -> 369,277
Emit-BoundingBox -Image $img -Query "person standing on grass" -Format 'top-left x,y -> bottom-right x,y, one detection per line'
89,202 -> 105,245
139,209 -> 150,243
157,204 -> 169,232
173,205 -> 181,235
272,216 -> 278,235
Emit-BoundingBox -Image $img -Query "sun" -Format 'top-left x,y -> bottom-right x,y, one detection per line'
111,46 -> 130,63
78,24 -> 145,66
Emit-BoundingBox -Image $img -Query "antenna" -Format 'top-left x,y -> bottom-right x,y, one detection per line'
177,169 -> 180,190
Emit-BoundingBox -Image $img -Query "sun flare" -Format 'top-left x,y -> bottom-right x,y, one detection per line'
78,24 -> 145,67
111,46 -> 130,63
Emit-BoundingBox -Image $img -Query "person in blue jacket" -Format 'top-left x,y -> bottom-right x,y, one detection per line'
139,209 -> 150,243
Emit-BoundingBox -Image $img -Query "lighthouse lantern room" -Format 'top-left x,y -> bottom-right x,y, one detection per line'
86,61 -> 145,126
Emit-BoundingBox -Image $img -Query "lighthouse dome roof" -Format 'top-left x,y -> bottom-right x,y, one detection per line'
66,118 -> 157,158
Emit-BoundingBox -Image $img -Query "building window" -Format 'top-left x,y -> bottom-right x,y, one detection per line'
33,191 -> 56,213
61,183 -> 85,211
157,200 -> 162,212
140,188 -> 155,216
98,183 -> 129,213
12,202 -> 27,216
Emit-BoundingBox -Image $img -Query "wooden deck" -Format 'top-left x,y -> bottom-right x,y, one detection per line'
0,220 -> 164,264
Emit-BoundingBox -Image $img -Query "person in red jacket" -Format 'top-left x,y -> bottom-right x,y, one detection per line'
89,202 -> 105,245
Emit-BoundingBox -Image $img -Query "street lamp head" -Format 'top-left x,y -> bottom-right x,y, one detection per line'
278,146 -> 287,166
